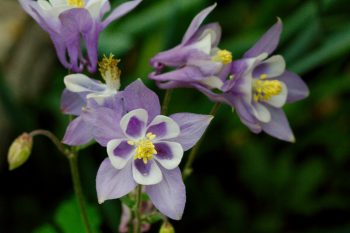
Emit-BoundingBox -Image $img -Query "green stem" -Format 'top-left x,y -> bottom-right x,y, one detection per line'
133,185 -> 142,233
182,103 -> 222,180
161,89 -> 173,115
30,129 -> 93,233
69,153 -> 93,233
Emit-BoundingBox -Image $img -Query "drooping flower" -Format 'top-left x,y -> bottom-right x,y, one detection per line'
61,54 -> 124,145
149,3 -> 231,102
222,19 -> 309,141
93,80 -> 213,220
19,0 -> 142,72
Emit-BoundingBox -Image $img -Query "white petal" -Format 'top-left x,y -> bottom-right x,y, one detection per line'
86,0 -> 105,19
49,0 -> 66,7
252,103 -> 271,123
120,109 -> 148,140
262,55 -> 286,78
153,142 -> 183,170
189,32 -> 212,54
64,74 -> 106,93
107,139 -> 134,170
86,89 -> 117,105
38,0 -> 52,10
200,76 -> 224,89
147,115 -> 180,140
132,160 -> 163,185
265,81 -> 288,107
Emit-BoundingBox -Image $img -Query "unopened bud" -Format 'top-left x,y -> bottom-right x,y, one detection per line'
159,221 -> 175,233
8,133 -> 33,170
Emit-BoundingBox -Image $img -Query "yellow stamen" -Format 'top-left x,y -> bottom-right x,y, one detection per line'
253,76 -> 283,102
129,133 -> 157,164
212,49 -> 233,65
66,0 -> 85,8
98,54 -> 121,90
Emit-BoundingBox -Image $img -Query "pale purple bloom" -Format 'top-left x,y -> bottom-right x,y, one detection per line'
93,80 -> 213,220
19,0 -> 142,72
149,3 -> 231,102
223,19 -> 309,142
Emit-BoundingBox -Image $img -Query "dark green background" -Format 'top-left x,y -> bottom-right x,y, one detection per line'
1,0 -> 350,232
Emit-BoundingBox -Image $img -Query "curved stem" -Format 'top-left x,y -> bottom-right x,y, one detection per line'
182,103 -> 222,180
133,185 -> 142,233
161,90 -> 173,115
30,129 -> 93,233
69,153 -> 93,233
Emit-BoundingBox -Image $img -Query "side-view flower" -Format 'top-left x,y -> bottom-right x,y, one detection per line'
90,80 -> 213,220
19,0 -> 142,72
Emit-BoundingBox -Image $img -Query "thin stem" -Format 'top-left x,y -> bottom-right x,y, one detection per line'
161,89 -> 173,115
69,153 -> 93,233
30,129 -> 70,158
30,129 -> 93,233
133,185 -> 142,233
182,102 -> 222,180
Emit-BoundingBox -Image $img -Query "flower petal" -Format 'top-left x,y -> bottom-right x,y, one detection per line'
62,116 -> 93,146
60,89 -> 85,116
132,160 -> 162,185
107,139 -> 134,170
145,167 -> 185,220
147,116 -> 180,140
64,74 -> 105,93
182,3 -> 217,44
96,158 -> 137,204
120,109 -> 148,139
150,66 -> 204,82
264,81 -> 287,107
253,55 -> 286,78
279,71 -> 309,103
244,18 -> 282,58
261,106 -> 295,142
154,142 -> 183,170
123,80 -> 161,122
102,0 -> 142,29
252,102 -> 271,123
169,113 -> 213,151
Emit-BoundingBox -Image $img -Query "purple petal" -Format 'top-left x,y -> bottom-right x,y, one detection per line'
154,142 -> 183,170
107,139 -> 134,169
186,22 -> 222,48
279,71 -> 309,103
120,109 -> 148,139
145,167 -> 185,220
96,158 -> 137,204
102,0 -> 142,29
123,80 -> 160,122
147,116 -> 180,140
60,89 -> 86,116
261,106 -> 295,142
87,107 -> 124,146
132,160 -> 162,185
169,113 -> 213,151
150,66 -> 204,82
62,116 -> 93,146
181,3 -> 217,44
244,18 -> 283,58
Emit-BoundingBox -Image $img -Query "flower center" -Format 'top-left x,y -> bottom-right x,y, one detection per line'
128,133 -> 157,164
98,54 -> 121,91
66,0 -> 85,8
212,49 -> 233,65
253,74 -> 282,102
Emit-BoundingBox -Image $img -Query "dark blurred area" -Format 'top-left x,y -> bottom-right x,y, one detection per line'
1,0 -> 350,232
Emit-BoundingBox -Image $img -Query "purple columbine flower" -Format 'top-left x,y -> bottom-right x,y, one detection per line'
149,3 -> 232,102
19,0 -> 142,72
222,19 -> 309,142
92,80 -> 213,220
61,55 -> 124,145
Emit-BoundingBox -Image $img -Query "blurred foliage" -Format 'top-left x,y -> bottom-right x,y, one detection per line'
1,0 -> 350,233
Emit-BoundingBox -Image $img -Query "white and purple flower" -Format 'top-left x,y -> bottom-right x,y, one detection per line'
149,3 -> 231,102
19,0 -> 142,72
92,80 -> 213,220
223,19 -> 309,141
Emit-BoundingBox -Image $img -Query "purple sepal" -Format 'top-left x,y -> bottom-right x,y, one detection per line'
170,113 -> 213,151
279,71 -> 309,103
62,116 -> 94,146
60,89 -> 85,116
96,158 -> 137,204
145,167 -> 185,220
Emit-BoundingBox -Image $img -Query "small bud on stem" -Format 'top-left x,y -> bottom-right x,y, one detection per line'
8,133 -> 33,170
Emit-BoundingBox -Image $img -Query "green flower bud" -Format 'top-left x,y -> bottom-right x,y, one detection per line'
159,221 -> 175,233
8,133 -> 33,170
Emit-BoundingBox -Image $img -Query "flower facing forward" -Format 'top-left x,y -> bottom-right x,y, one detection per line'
93,80 -> 213,220
61,55 -> 124,145
223,19 -> 309,141
19,0 -> 142,72
149,3 -> 231,102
